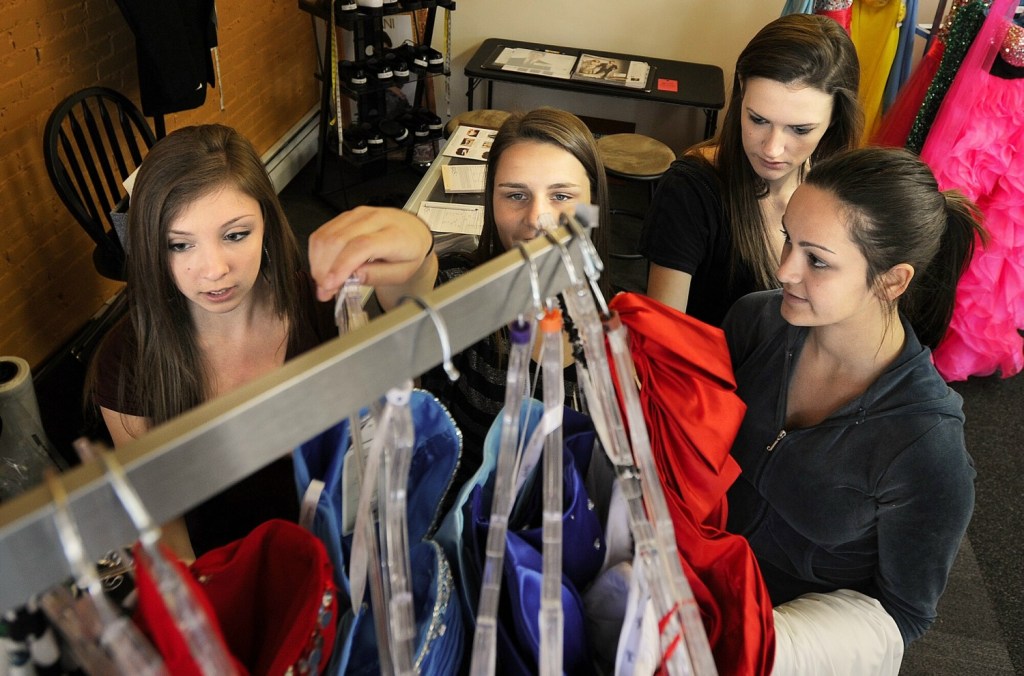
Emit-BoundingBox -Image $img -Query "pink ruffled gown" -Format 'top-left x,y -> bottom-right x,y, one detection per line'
921,0 -> 1024,380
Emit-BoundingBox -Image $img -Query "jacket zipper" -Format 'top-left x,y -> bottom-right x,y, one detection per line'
766,347 -> 795,453
766,429 -> 787,452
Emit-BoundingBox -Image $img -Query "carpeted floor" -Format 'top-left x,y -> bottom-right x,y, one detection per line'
281,151 -> 1024,675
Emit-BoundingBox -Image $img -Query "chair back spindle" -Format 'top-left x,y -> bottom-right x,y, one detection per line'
44,87 -> 157,281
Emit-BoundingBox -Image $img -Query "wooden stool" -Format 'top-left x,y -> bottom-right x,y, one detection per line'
444,109 -> 512,137
597,133 -> 676,183
596,133 -> 676,261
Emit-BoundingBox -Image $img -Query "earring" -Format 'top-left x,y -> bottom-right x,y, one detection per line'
262,245 -> 271,267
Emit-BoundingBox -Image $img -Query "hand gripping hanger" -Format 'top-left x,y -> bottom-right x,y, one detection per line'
348,294 -> 459,675
469,244 -> 543,675
42,466 -> 168,675
544,213 -> 716,675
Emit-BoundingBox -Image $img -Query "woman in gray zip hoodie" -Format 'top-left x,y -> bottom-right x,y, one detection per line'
721,147 -> 985,672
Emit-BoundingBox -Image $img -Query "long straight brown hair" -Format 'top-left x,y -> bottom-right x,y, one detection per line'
95,124 -> 307,427
478,108 -> 612,298
697,13 -> 863,290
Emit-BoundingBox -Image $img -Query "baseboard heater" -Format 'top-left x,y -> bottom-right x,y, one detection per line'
263,107 -> 320,194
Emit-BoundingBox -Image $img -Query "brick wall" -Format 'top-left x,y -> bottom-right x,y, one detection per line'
0,0 -> 320,368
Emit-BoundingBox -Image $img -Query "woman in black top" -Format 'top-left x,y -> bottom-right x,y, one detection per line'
640,14 -> 862,326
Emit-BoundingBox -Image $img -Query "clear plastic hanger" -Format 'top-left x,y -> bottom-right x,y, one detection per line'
379,381 -> 417,676
348,381 -> 402,663
563,211 -> 713,673
348,294 -> 459,675
92,441 -> 239,675
470,245 -> 543,675
537,306 -> 566,676
544,212 -> 716,675
335,275 -> 393,674
40,467 -> 169,676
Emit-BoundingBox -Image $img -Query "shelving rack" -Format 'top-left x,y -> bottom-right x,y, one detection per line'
298,0 -> 455,207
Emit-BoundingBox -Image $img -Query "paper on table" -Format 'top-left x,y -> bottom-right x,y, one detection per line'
572,53 -> 651,89
441,164 -> 487,194
416,201 -> 484,235
492,47 -> 577,80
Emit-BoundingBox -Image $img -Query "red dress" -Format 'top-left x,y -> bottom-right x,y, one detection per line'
872,37 -> 945,147
610,293 -> 775,676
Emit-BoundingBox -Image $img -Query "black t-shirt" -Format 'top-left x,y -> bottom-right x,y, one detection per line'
638,155 -> 756,327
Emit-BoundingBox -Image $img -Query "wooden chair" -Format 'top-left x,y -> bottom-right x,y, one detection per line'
44,87 -> 158,281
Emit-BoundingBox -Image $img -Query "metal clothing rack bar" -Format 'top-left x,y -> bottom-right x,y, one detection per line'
0,228 -> 586,613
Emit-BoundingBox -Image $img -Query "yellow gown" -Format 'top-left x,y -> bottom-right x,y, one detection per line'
851,0 -> 906,142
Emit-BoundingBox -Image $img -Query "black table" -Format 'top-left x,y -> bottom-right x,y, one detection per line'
465,38 -> 726,139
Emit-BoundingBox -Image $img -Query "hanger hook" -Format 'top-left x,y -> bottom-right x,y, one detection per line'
399,295 -> 461,382
515,242 -> 544,320
45,469 -> 101,591
564,208 -> 605,279
81,438 -> 162,548
558,212 -> 611,317
541,229 -> 582,289
544,227 -> 611,318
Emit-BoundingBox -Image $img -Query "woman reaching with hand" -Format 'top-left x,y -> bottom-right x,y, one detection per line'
90,124 -> 433,558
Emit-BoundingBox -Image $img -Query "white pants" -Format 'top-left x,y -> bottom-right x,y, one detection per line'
772,589 -> 904,676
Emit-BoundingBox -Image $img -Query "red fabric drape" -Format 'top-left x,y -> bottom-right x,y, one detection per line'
190,520 -> 338,675
610,293 -> 775,676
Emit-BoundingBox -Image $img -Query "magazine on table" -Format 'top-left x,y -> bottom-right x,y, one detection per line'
441,125 -> 496,162
485,46 -> 578,80
571,53 -> 651,89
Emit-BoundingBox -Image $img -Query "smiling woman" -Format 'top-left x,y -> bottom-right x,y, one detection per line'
85,124 -> 434,559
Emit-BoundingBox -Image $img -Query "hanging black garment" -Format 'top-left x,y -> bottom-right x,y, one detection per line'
114,0 -> 218,116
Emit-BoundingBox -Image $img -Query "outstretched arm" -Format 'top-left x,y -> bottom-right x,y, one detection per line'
308,206 -> 437,310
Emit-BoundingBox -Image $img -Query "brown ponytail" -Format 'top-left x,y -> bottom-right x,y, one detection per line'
805,147 -> 987,349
